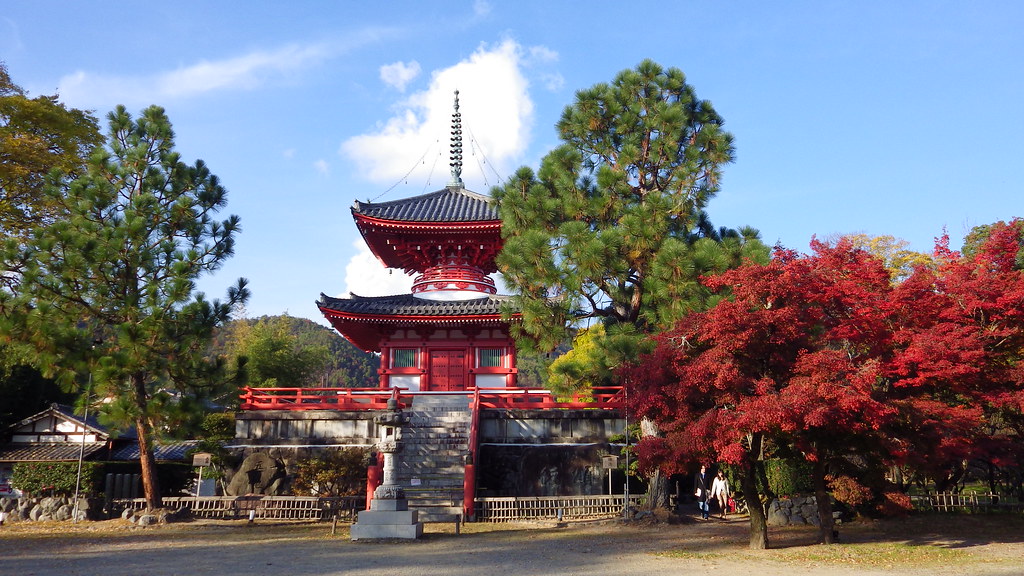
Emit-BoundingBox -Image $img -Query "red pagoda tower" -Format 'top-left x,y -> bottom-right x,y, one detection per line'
318,92 -> 518,391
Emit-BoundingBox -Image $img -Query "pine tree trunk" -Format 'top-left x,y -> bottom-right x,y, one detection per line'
131,373 -> 162,510
813,458 -> 836,544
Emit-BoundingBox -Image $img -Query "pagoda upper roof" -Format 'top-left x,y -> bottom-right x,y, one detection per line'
352,185 -> 499,224
317,292 -> 515,351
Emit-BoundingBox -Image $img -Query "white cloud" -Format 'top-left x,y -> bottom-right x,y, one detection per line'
57,43 -> 331,108
343,240 -> 414,296
473,0 -> 493,18
339,38 -> 541,192
52,28 -> 397,109
314,159 -> 329,175
380,61 -> 421,92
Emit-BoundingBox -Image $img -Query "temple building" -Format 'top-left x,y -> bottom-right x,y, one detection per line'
317,92 -> 516,391
233,93 -> 626,521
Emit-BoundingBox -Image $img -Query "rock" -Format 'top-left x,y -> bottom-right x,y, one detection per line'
54,505 -> 71,521
226,452 -> 288,496
767,508 -> 790,526
136,514 -> 157,527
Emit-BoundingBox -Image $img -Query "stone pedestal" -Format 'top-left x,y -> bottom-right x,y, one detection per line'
350,497 -> 423,540
350,395 -> 423,540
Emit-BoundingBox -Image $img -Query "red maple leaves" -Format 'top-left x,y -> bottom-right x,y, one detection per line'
627,219 -> 1024,502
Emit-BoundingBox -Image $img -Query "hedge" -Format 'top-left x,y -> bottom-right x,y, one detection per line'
11,461 -> 104,496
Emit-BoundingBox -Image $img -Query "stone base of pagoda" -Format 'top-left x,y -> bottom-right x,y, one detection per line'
350,497 -> 423,540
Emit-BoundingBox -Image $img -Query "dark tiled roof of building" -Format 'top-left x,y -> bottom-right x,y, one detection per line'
110,440 -> 199,462
318,292 -> 510,317
6,403 -> 107,437
352,186 -> 499,223
0,442 -> 107,462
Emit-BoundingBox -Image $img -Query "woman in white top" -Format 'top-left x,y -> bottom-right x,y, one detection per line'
710,470 -> 730,518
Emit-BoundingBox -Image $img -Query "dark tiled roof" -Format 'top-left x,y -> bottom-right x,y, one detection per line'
110,440 -> 199,462
352,186 -> 499,223
318,293 -> 509,318
6,403 -> 107,437
0,443 -> 107,462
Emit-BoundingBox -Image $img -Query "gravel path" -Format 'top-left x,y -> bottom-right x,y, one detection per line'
3,515 -> 1022,576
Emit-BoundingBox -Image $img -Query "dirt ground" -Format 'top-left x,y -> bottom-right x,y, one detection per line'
2,513 -> 1023,576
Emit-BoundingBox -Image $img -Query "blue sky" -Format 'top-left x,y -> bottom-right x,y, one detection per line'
3,1 -> 1022,325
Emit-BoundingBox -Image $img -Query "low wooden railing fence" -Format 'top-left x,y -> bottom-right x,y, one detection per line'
113,494 -> 639,523
113,495 -> 362,521
910,492 -> 1023,513
475,495 -> 643,522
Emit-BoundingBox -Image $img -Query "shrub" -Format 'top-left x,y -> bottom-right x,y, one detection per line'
12,461 -> 103,496
292,448 -> 370,497
829,474 -> 873,508
763,458 -> 814,496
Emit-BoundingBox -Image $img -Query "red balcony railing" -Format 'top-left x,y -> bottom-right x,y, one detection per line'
238,386 -> 623,412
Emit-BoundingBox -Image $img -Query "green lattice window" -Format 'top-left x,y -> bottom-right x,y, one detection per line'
391,348 -> 417,368
478,348 -> 503,368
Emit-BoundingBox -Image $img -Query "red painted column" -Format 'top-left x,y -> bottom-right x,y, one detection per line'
463,462 -> 476,520
365,465 -> 382,510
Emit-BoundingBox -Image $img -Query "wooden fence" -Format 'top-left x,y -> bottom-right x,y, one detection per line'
910,492 -> 1023,513
114,494 -> 639,523
475,495 -> 643,522
114,495 -> 362,521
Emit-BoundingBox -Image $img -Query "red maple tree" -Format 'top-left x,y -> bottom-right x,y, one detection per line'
627,226 -> 1024,549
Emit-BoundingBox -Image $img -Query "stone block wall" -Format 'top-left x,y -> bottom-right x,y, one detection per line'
0,495 -> 104,523
766,495 -> 844,527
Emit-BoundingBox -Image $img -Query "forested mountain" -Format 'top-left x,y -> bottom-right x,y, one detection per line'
211,315 -> 379,388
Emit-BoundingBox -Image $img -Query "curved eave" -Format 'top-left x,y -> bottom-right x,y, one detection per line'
316,299 -> 519,353
354,214 -> 503,273
353,212 -> 502,233
319,308 -> 508,324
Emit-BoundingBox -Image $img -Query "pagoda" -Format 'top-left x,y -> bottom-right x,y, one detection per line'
317,91 -> 518,391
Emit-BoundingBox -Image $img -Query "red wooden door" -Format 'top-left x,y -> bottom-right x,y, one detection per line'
428,350 -> 467,391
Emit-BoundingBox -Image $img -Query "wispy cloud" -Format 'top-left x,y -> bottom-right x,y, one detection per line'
340,38 -> 552,297
54,29 -> 394,109
339,38 -> 545,193
380,61 -> 422,92
343,240 -> 414,297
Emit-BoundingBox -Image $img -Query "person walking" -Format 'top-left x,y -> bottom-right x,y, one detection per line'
711,470 -> 730,519
693,464 -> 711,520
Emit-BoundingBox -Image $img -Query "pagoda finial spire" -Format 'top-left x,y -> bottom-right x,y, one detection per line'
448,90 -> 464,188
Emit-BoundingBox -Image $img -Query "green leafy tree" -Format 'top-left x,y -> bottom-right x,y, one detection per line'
962,219 -> 1024,269
548,324 -> 611,396
0,105 -> 249,510
0,63 -> 102,246
211,315 -> 379,388
0,343 -> 74,434
840,233 -> 937,283
228,315 -> 330,387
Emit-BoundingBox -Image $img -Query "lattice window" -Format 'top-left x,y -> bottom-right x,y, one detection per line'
391,348 -> 417,368
478,348 -> 504,368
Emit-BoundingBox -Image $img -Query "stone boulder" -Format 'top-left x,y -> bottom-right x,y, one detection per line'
226,452 -> 288,496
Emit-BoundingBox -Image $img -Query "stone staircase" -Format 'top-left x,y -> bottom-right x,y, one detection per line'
395,394 -> 473,521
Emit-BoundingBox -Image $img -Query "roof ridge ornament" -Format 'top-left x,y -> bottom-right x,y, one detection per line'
448,90 -> 464,188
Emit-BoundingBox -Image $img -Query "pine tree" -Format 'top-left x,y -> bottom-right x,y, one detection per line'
493,60 -> 768,510
493,60 -> 767,366
0,105 -> 248,509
